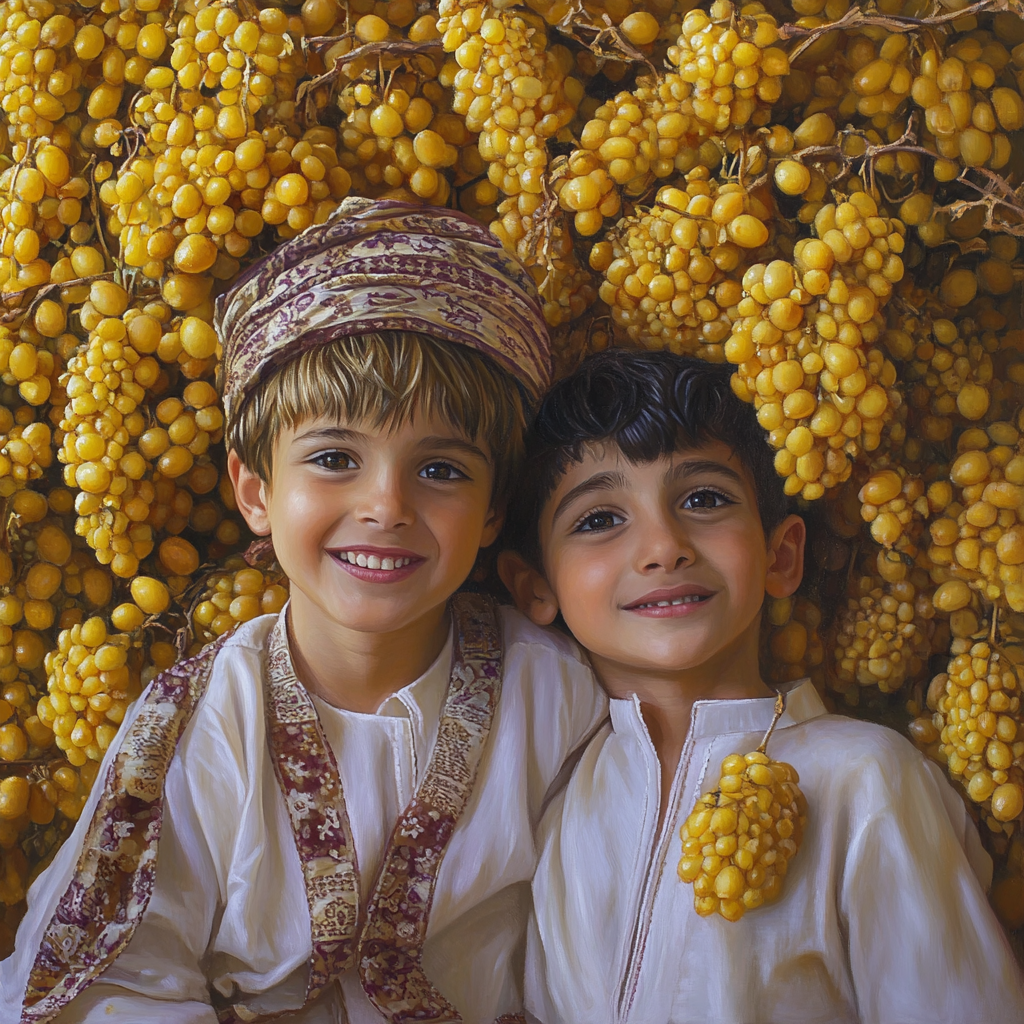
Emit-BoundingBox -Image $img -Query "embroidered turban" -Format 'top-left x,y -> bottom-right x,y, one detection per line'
215,197 -> 552,423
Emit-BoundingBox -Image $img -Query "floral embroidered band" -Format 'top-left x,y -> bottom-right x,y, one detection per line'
21,634 -> 229,1022
357,591 -> 504,1022
212,615 -> 364,1021
239,591 -> 505,1023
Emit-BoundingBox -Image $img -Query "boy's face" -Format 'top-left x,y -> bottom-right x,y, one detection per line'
230,412 -> 501,637
516,441 -> 803,682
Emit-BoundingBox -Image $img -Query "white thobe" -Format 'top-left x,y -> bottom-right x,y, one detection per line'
0,605 -> 607,1023
527,679 -> 1024,1024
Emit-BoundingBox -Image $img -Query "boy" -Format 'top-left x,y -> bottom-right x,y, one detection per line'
500,349 -> 1024,1024
0,199 -> 606,1023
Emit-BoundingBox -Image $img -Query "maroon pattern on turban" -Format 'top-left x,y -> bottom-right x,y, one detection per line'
215,197 -> 552,423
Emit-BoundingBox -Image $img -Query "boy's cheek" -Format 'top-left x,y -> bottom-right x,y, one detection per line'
551,559 -> 616,643
560,607 -> 607,654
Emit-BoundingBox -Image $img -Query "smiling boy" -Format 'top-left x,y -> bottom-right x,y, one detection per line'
0,200 -> 606,1024
501,349 -> 1024,1024
226,339 -> 513,716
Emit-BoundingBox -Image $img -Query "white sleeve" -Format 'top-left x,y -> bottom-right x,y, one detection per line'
523,789 -> 569,1024
48,986 -> 215,1024
0,685 -> 220,1024
500,608 -> 608,797
841,742 -> 1024,1024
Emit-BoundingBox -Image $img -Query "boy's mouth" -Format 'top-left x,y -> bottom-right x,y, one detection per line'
623,585 -> 715,616
328,547 -> 424,582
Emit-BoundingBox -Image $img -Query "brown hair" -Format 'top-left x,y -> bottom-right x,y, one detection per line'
226,331 -> 527,507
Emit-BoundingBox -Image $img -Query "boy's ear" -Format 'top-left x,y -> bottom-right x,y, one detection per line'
227,449 -> 272,537
480,503 -> 505,550
497,550 -> 559,626
765,514 -> 806,599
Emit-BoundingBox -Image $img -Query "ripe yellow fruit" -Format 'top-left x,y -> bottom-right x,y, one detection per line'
934,579 -> 972,612
36,525 -> 71,567
596,175 -> 767,362
42,618 -> 139,765
174,235 -> 219,274
191,564 -> 289,648
0,724 -> 27,762
180,318 -> 218,360
159,537 -> 200,577
130,577 -> 171,616
940,268 -> 978,308
620,13 -> 659,47
833,557 -> 932,694
932,637 -> 1024,834
679,744 -> 805,922
111,603 -> 146,632
275,173 -> 309,207
993,783 -> 1024,822
0,776 -> 29,819
774,161 -> 811,196
355,14 -> 390,43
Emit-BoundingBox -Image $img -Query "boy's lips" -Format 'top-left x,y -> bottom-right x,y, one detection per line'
327,546 -> 425,583
623,584 -> 716,616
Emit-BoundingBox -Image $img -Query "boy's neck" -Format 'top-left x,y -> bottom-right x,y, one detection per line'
591,619 -> 773,819
286,595 -> 451,714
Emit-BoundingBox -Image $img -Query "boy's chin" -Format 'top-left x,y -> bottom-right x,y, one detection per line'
613,648 -> 716,674
292,586 -> 439,634
585,619 -> 756,676
590,634 -> 717,672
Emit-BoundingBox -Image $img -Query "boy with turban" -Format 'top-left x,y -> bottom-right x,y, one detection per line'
0,200 -> 606,1024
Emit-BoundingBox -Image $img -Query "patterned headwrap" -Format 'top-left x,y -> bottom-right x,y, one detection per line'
215,197 -> 552,424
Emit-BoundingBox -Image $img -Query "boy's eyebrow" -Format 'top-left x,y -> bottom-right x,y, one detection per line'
289,428 -> 487,464
550,471 -> 628,526
416,435 -> 490,463
296,427 -> 366,444
669,459 -> 746,488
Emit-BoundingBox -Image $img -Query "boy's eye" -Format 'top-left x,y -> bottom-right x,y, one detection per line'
420,461 -> 466,481
682,488 -> 732,510
312,451 -> 356,471
574,510 -> 624,533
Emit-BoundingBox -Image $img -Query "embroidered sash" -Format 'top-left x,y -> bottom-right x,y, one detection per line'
214,615 -> 363,1024
221,592 -> 504,1023
21,633 -> 229,1023
358,591 -> 503,1022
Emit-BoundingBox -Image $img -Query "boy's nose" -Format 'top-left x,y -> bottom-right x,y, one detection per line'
638,517 -> 695,573
355,470 -> 414,530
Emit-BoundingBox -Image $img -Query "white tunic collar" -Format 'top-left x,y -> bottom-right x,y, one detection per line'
277,600 -> 453,724
609,678 -> 826,744
375,630 -> 452,725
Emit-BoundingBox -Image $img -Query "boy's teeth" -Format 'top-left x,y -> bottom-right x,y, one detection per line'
637,594 -> 706,609
340,552 -> 411,570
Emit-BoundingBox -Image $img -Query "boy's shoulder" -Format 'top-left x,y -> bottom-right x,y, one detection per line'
497,602 -> 589,667
786,709 -> 930,775
215,610 -> 279,655
187,605 -> 592,711
158,612 -> 278,734
781,709 -> 970,828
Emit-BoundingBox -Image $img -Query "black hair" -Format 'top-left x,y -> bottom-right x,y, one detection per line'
507,348 -> 791,564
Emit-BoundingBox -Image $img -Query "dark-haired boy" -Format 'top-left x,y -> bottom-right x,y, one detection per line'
500,350 -> 1024,1024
